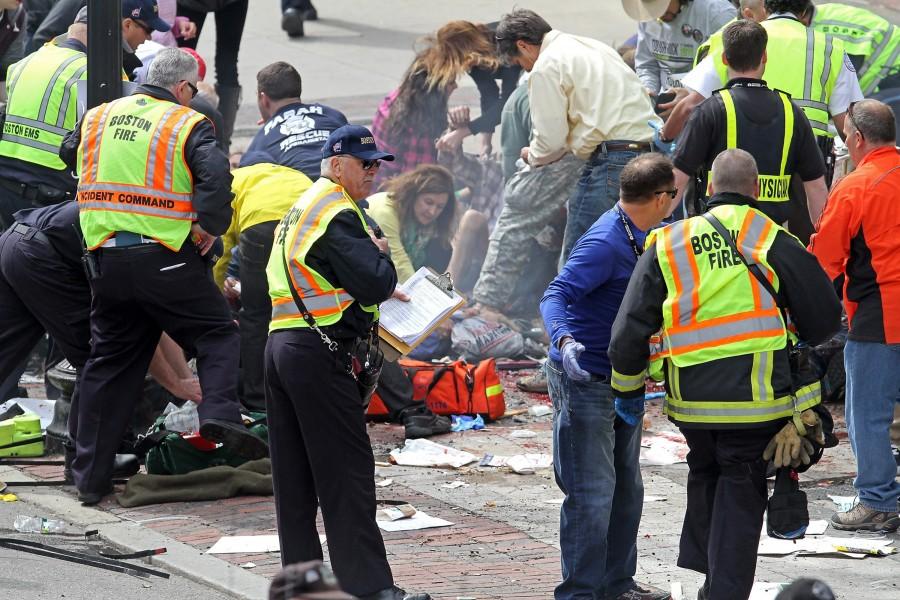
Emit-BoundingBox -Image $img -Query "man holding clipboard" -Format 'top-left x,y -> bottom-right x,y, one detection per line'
264,125 -> 430,600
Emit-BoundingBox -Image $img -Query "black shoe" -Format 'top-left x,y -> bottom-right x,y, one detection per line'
281,8 -> 304,37
199,419 -> 269,460
302,6 -> 318,20
78,483 -> 113,506
697,579 -> 710,600
63,453 -> 140,484
358,586 -> 431,600
609,582 -> 671,600
401,406 -> 451,439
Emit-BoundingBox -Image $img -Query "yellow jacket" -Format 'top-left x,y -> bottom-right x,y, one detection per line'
366,192 -> 416,283
213,163 -> 313,286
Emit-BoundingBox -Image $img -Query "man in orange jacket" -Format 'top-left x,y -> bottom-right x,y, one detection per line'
809,99 -> 900,533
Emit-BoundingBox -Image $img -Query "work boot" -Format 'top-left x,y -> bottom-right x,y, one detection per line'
214,84 -> 242,151
281,7 -> 305,38
358,586 -> 431,600
608,582 -> 671,600
78,483 -> 113,506
400,405 -> 450,439
831,502 -> 900,532
516,371 -> 548,394
199,419 -> 269,460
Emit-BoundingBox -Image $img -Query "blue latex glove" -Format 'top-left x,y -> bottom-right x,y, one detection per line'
649,120 -> 676,155
615,396 -> 644,426
561,339 -> 591,382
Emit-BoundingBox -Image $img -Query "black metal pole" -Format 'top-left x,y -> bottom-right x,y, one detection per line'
87,1 -> 122,109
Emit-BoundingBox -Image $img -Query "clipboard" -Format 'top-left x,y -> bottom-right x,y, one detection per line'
378,268 -> 466,360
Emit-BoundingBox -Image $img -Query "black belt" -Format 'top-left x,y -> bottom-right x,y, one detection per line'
0,177 -> 72,205
594,141 -> 654,156
10,222 -> 51,245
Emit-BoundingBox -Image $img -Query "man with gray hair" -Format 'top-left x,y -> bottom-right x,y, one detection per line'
611,149 -> 840,599
58,47 -> 267,507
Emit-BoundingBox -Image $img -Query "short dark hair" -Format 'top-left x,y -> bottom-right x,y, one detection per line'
620,154 -> 674,203
723,20 -> 767,72
257,62 -> 301,101
764,0 -> 812,18
495,9 -> 551,62
848,99 -> 897,145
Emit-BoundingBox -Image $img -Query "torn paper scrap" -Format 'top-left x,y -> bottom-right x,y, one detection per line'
442,481 -> 469,489
375,478 -> 393,488
509,429 -> 538,439
748,582 -> 788,600
805,520 -> 828,535
507,453 -> 553,474
207,534 -> 325,554
828,495 -> 857,512
376,511 -> 453,532
376,504 -> 416,522
758,535 -> 893,557
389,438 -> 478,468
640,431 -> 689,465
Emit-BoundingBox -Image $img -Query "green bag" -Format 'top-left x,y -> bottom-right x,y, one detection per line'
142,412 -> 268,476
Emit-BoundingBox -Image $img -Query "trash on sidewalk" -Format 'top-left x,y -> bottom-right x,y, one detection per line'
528,405 -> 552,417
389,439 -> 478,468
451,414 -> 485,432
507,454 -> 552,474
442,480 -> 469,489
757,535 -> 895,558
805,519 -> 829,535
240,562 -> 256,569
828,494 -> 857,512
748,582 -> 788,600
376,511 -> 453,532
0,537 -> 170,578
670,582 -> 684,600
375,478 -> 393,488
1,493 -> 17,502
640,431 -> 689,465
0,415 -> 44,457
508,429 -> 538,439
207,534 -> 326,554
376,504 -> 417,522
161,401 -> 200,433
14,515 -> 66,534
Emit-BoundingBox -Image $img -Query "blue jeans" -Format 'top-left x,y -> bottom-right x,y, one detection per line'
844,340 -> 900,512
545,360 -> 644,600
561,146 -> 644,263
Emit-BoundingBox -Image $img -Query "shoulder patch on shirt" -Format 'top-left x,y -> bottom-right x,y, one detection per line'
843,53 -> 856,73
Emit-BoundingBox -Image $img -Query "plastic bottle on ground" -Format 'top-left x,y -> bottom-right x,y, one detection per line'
13,515 -> 67,534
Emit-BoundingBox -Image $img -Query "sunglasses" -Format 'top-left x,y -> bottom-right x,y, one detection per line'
655,188 -> 678,198
131,18 -> 153,36
181,80 -> 198,99
847,101 -> 864,139
359,158 -> 381,171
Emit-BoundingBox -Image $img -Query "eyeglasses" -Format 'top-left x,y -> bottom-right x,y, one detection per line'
847,101 -> 864,139
181,80 -> 198,99
130,18 -> 153,36
655,188 -> 678,198
359,158 -> 381,171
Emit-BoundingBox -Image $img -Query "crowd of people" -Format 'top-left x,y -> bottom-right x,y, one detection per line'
0,1 -> 897,600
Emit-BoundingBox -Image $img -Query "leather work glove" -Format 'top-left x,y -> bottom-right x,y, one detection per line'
615,397 -> 644,427
560,339 -> 591,382
795,409 -> 825,446
796,437 -> 816,468
762,421 -> 804,468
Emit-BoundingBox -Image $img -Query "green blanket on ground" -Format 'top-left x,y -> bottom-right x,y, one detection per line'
117,459 -> 273,507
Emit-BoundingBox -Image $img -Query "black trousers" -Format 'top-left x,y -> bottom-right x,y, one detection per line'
265,329 -> 393,597
0,227 -> 92,442
73,243 -> 241,495
237,221 -> 277,411
678,423 -> 783,600
0,184 -> 32,232
177,0 -> 248,87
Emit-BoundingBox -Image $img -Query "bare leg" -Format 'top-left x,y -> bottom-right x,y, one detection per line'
448,209 -> 489,294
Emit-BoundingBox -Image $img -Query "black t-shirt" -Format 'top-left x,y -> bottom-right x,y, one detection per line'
673,78 -> 825,225
12,200 -> 83,271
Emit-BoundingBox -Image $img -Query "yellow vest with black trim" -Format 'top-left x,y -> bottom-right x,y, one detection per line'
712,17 -> 843,138
0,42 -> 87,171
706,87 -> 794,206
77,94 -> 205,250
266,177 -> 378,332
813,3 -> 900,95
648,204 -> 819,425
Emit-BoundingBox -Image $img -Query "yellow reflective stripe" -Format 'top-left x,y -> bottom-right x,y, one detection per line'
667,358 -> 681,401
793,382 -> 821,411
664,382 -> 820,423
860,23 -> 894,81
803,27 -> 816,103
5,114 -> 70,136
78,200 -> 196,221
486,384 -> 503,397
270,293 -> 354,319
778,92 -> 793,177
720,89 -> 738,149
611,369 -> 646,393
750,351 -> 775,403
664,312 -> 785,354
819,34 -> 834,103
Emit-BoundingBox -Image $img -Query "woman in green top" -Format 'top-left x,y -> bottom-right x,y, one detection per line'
367,164 -> 488,291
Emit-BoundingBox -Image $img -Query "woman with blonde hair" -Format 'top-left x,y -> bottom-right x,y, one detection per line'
367,164 -> 488,292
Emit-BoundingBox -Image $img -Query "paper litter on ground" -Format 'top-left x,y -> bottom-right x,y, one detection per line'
207,534 -> 325,554
0,398 -> 56,430
528,405 -> 552,417
508,429 -> 538,439
758,535 -> 894,558
640,431 -> 689,465
506,454 -> 553,474
389,438 -> 478,468
828,494 -> 857,512
670,582 -> 684,600
805,519 -> 829,535
442,481 -> 469,489
748,582 -> 788,599
375,478 -> 393,487
376,511 -> 453,532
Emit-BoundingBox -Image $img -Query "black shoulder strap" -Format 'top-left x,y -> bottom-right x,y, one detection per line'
702,212 -> 784,310
280,239 -> 319,330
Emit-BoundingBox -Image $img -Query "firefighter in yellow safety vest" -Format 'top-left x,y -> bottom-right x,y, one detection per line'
608,149 -> 841,600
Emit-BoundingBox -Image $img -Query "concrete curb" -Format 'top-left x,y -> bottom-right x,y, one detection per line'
4,467 -> 270,600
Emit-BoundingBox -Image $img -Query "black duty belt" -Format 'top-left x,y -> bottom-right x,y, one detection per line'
10,222 -> 51,246
595,141 -> 654,156
0,177 -> 72,205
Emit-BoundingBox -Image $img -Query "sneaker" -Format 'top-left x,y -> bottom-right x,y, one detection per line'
609,582 -> 671,600
516,371 -> 548,394
830,502 -> 900,532
281,8 -> 304,37
402,406 -> 451,439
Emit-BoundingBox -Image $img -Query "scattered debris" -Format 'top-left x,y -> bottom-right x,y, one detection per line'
527,405 -> 552,417
640,431 -> 689,465
670,582 -> 684,600
748,582 -> 788,600
240,562 -> 256,569
758,535 -> 895,558
442,481 -> 469,489
0,494 -> 17,502
508,429 -> 538,439
451,414 -> 485,432
375,478 -> 393,488
376,511 -> 453,532
828,494 -> 857,512
389,439 -> 478,469
507,454 -> 552,474
207,534 -> 326,554
376,504 -> 417,522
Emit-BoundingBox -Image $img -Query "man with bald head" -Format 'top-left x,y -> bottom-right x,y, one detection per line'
810,99 -> 900,533
610,149 -> 841,599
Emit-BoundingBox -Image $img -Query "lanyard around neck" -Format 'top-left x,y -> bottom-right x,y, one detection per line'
616,204 -> 642,259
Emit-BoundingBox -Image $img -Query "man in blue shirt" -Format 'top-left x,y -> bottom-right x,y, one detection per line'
243,61 -> 347,180
540,153 -> 676,600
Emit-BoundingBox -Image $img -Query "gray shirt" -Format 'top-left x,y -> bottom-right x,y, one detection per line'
499,83 -> 532,181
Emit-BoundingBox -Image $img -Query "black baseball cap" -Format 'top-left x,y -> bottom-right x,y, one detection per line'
322,125 -> 395,162
123,0 -> 171,32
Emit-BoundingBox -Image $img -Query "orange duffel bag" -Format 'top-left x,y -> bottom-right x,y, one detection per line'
368,359 -> 506,421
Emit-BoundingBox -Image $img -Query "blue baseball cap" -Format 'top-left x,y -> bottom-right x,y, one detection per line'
322,125 -> 395,162
122,0 -> 171,33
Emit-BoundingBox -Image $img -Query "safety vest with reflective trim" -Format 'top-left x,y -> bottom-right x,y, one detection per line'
648,204 -> 820,424
76,94 -> 204,250
693,18 -> 733,68
267,177 -> 378,332
706,88 -> 794,205
712,17 -> 843,138
813,3 -> 900,95
0,43 -> 86,171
